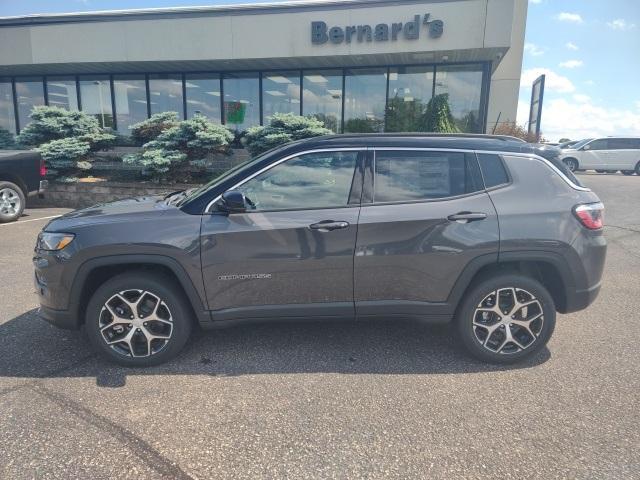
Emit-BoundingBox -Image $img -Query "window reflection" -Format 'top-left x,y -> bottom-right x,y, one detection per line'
0,81 -> 16,134
79,76 -> 113,128
185,74 -> 221,122
434,65 -> 483,133
223,73 -> 259,132
238,151 -> 357,210
148,74 -> 183,117
15,78 -> 45,130
113,75 -> 147,135
262,71 -> 300,122
344,68 -> 386,133
46,77 -> 78,111
386,67 -> 434,132
302,70 -> 342,133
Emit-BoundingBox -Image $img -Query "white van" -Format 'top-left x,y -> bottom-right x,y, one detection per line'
560,137 -> 640,175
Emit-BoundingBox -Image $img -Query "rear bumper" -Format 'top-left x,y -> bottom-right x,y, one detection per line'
564,282 -> 601,313
38,305 -> 79,330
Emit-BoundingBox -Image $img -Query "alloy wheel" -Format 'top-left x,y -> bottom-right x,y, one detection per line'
0,187 -> 21,217
99,289 -> 174,358
472,287 -> 544,355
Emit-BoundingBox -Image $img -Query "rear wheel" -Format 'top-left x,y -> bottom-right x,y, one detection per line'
622,170 -> 634,176
563,158 -> 578,172
85,272 -> 192,366
635,162 -> 640,176
0,181 -> 25,223
455,274 -> 556,364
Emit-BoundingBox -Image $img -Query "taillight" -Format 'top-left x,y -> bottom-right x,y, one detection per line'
573,202 -> 604,230
40,158 -> 46,177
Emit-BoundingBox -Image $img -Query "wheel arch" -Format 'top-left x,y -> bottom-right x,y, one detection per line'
71,254 -> 210,328
0,174 -> 28,197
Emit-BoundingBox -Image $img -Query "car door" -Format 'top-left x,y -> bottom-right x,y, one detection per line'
609,138 -> 638,169
354,148 -> 499,319
580,139 -> 609,169
200,149 -> 364,321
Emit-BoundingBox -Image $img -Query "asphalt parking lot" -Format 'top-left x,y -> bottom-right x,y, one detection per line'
1,174 -> 639,479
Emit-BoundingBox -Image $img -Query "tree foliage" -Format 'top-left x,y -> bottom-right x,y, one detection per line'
129,111 -> 180,145
243,113 -> 333,157
0,128 -> 16,150
423,94 -> 460,133
492,121 -> 545,143
37,138 -> 92,172
124,115 -> 234,180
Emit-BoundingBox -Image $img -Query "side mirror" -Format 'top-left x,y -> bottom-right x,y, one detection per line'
583,144 -> 591,151
218,190 -> 249,214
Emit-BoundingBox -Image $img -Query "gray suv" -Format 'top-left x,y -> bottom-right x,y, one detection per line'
34,134 -> 606,366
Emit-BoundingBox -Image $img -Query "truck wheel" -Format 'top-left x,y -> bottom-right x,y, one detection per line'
0,181 -> 25,223
85,272 -> 193,367
455,274 -> 556,364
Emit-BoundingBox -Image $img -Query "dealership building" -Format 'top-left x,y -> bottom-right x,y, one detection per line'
0,0 -> 527,137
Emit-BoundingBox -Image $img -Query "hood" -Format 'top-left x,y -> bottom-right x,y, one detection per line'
45,194 -> 177,231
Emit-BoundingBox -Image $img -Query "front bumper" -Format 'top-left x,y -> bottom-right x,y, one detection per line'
37,304 -> 78,330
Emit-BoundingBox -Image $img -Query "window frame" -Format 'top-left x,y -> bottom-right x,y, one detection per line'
475,152 -> 512,192
366,147 -> 488,206
206,148 -> 366,214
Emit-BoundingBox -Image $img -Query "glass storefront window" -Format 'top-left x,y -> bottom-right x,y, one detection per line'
0,81 -> 16,134
46,77 -> 78,111
15,78 -> 45,130
262,71 -> 300,122
79,76 -> 114,129
185,74 -> 221,122
113,75 -> 148,135
386,67 -> 434,132
344,68 -> 386,133
223,73 -> 259,132
302,70 -> 342,133
434,65 -> 483,133
148,74 -> 183,117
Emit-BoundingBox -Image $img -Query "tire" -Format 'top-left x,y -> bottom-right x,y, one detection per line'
85,272 -> 193,367
455,274 -> 556,364
563,158 -> 578,172
595,170 -> 606,174
635,162 -> 640,176
622,170 -> 634,176
0,181 -> 26,223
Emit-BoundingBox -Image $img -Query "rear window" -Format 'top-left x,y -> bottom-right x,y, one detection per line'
534,147 -> 584,187
477,154 -> 509,188
373,150 -> 483,203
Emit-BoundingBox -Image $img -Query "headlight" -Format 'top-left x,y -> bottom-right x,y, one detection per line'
38,232 -> 75,251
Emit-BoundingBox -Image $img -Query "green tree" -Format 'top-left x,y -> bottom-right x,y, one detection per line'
558,137 -> 571,143
243,113 -> 333,157
124,114 -> 234,181
385,97 -> 428,132
422,94 -> 460,133
0,128 -> 16,149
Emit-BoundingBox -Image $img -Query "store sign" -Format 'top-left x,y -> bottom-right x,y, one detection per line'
311,14 -> 444,45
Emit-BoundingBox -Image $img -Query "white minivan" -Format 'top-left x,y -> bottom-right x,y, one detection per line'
560,137 -> 640,175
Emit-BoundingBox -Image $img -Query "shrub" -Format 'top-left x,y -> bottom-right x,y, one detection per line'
129,111 -> 180,145
16,106 -> 110,146
37,138 -> 91,175
0,128 -> 16,149
125,115 -> 234,181
243,113 -> 333,157
492,122 -> 545,143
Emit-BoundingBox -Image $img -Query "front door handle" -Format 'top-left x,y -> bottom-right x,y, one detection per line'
447,212 -> 487,223
309,220 -> 350,232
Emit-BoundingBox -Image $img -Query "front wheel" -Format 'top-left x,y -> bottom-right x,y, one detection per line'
85,272 -> 193,366
563,158 -> 578,172
455,274 -> 556,364
0,181 -> 26,223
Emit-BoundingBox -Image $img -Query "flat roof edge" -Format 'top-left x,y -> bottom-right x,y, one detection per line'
0,0 -> 458,27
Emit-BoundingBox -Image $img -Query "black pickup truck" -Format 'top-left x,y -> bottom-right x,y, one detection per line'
0,150 -> 47,223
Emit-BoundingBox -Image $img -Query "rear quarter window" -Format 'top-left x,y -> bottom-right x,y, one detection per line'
476,153 -> 509,188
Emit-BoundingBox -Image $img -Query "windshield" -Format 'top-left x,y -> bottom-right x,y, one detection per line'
569,138 -> 593,150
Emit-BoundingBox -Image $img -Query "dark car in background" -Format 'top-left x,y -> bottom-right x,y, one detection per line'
0,150 -> 47,223
33,134 -> 606,366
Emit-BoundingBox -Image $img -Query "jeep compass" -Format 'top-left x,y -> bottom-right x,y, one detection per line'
34,134 -> 606,366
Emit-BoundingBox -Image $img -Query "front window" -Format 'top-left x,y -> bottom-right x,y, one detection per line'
262,71 -> 301,121
223,73 -> 260,132
113,75 -> 148,135
236,151 -> 359,211
343,68 -> 387,133
587,139 -> 609,150
15,77 -> 45,130
148,74 -> 183,117
302,70 -> 343,133
46,77 -> 78,111
386,66 -> 434,132
434,65 -> 483,133
185,74 -> 221,122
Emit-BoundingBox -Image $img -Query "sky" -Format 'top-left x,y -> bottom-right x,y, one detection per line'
1,0 -> 639,141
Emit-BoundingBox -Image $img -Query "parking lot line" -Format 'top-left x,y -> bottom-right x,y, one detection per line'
0,214 -> 62,227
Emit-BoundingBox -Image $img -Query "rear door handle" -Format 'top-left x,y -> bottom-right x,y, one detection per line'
447,212 -> 487,223
309,220 -> 350,232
